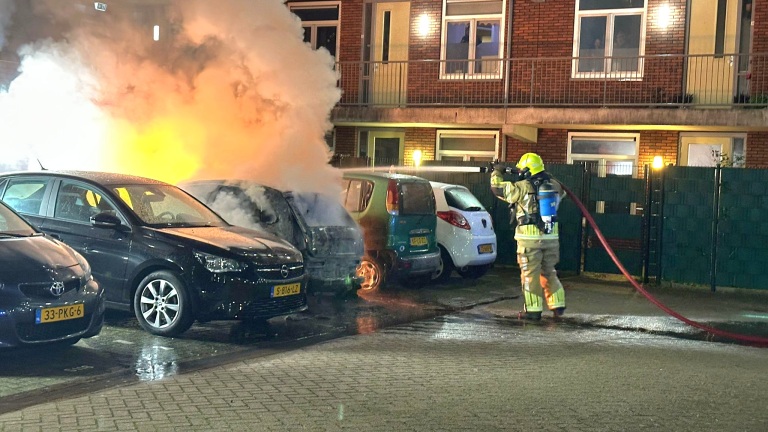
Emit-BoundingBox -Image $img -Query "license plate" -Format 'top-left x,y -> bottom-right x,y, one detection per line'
36,304 -> 85,324
478,244 -> 494,254
271,283 -> 301,298
410,236 -> 428,247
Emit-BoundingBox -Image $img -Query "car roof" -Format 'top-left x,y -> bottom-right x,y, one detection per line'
0,170 -> 169,186
342,170 -> 429,182
430,181 -> 469,190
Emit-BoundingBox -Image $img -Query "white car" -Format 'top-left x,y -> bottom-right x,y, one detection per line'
430,181 -> 497,282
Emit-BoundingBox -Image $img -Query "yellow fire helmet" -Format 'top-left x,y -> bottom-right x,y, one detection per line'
516,152 -> 545,176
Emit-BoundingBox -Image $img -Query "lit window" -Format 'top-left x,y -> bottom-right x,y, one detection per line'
573,0 -> 646,78
441,0 -> 505,78
436,130 -> 499,162
289,2 -> 340,59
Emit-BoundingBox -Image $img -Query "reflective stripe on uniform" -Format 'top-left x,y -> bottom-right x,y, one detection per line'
514,223 -> 559,241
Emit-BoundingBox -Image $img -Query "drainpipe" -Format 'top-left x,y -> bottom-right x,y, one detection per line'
503,0 -> 514,106
682,0 -> 691,97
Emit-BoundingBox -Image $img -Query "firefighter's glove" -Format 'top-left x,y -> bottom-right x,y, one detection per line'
490,171 -> 504,188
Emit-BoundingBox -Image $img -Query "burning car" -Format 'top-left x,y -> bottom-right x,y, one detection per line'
179,180 -> 364,296
0,171 -> 308,337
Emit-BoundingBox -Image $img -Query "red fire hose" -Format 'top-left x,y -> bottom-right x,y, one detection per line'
558,180 -> 768,347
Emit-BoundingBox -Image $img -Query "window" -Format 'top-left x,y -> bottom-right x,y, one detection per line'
573,0 -> 645,78
289,2 -> 340,59
680,134 -> 746,168
568,132 -> 639,214
436,130 -> 500,162
442,0 -> 505,78
55,182 -> 118,223
2,179 -> 49,216
341,179 -> 372,213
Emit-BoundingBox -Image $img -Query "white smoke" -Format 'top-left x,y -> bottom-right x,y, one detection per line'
0,0 -> 342,195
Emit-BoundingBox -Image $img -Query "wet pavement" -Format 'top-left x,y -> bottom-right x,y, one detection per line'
2,266 -> 768,417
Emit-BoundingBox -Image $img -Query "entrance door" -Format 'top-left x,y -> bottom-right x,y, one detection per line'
687,0 -> 739,105
372,2 -> 410,106
361,131 -> 404,167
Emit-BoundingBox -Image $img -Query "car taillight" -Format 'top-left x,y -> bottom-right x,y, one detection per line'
386,179 -> 399,215
437,210 -> 470,230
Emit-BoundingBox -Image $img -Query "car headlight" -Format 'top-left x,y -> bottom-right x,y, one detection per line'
72,250 -> 93,281
194,251 -> 245,273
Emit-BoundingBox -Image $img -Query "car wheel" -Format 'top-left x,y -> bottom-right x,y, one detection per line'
431,246 -> 454,283
457,265 -> 489,280
356,256 -> 386,292
134,270 -> 195,337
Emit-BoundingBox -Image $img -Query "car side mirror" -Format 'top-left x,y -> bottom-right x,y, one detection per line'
90,212 -> 123,229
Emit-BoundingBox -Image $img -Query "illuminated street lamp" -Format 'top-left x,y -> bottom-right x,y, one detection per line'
652,155 -> 664,169
412,150 -> 423,167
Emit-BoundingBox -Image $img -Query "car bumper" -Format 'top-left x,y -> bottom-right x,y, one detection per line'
0,279 -> 105,348
394,249 -> 441,277
194,273 -> 309,321
449,235 -> 498,268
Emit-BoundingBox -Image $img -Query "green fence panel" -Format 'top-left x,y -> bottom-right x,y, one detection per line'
582,174 -> 645,276
715,168 -> 768,290
660,167 -> 716,285
548,164 -> 584,273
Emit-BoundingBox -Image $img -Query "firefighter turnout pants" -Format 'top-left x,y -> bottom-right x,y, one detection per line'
516,239 -> 565,313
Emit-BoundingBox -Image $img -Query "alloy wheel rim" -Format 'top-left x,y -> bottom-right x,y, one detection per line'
139,279 -> 180,329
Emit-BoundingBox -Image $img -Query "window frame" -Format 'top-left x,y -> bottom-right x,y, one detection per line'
571,0 -> 647,80
435,129 -> 502,161
440,0 -> 506,80
288,1 -> 341,60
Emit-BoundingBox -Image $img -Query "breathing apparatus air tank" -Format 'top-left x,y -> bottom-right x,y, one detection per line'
537,181 -> 558,234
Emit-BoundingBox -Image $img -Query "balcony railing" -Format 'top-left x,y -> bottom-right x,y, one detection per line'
335,53 -> 768,109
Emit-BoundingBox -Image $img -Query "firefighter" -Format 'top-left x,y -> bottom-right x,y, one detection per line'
490,153 -> 566,320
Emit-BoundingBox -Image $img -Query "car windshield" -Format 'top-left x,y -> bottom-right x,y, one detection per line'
291,192 -> 357,227
111,184 -> 227,228
0,201 -> 37,237
445,187 -> 486,212
400,181 -> 435,215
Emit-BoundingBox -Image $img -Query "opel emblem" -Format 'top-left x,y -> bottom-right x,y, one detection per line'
280,265 -> 289,278
49,281 -> 66,297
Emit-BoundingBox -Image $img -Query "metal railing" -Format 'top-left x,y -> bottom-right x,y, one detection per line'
336,53 -> 768,109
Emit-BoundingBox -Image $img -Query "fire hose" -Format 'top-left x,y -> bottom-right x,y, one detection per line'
556,179 -> 768,347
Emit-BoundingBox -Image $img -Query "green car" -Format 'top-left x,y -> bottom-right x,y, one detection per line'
341,171 -> 440,292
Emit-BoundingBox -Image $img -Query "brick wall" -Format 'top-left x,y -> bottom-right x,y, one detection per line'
338,0 -> 363,103
752,0 -> 767,95
404,128 -> 436,166
639,130 -> 678,176
504,129 -> 567,165
334,126 -> 357,156
747,131 -> 768,167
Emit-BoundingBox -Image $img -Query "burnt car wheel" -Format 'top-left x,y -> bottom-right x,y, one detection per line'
357,256 -> 385,292
134,270 -> 195,337
431,246 -> 454,283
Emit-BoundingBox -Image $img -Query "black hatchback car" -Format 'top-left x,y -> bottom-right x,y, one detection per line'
0,199 -> 104,348
0,171 -> 308,337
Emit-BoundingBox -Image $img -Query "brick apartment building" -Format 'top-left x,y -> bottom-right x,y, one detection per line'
288,0 -> 768,175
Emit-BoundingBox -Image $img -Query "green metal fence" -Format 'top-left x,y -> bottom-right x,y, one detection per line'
352,161 -> 768,291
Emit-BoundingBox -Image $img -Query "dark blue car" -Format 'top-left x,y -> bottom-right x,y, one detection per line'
0,200 -> 104,348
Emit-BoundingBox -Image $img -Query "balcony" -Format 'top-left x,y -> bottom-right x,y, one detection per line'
335,53 -> 768,109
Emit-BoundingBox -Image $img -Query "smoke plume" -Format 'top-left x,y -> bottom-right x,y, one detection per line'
0,0 -> 341,194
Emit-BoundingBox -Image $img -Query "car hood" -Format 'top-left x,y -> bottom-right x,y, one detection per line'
159,226 -> 303,262
0,235 -> 80,285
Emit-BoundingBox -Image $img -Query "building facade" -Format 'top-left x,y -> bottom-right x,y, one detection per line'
288,0 -> 768,175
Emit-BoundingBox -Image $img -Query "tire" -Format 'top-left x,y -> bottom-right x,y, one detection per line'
134,270 -> 195,337
356,255 -> 386,292
431,246 -> 455,283
457,265 -> 489,280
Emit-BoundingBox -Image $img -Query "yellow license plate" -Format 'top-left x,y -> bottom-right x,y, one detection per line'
410,236 -> 428,247
478,244 -> 494,254
271,283 -> 301,298
36,304 -> 85,324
